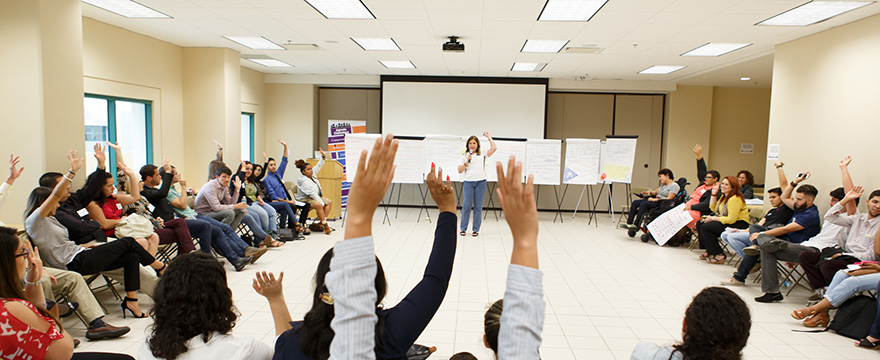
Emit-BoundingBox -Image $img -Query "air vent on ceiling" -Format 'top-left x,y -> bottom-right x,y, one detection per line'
564,46 -> 602,54
282,44 -> 321,51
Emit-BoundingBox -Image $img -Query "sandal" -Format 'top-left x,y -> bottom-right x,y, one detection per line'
856,337 -> 880,349
698,253 -> 709,260
707,255 -> 726,264
472,232 -> 479,237
460,231 -> 466,236
791,307 -> 816,320
803,312 -> 830,328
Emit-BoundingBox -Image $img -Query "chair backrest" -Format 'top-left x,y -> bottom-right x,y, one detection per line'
186,195 -> 195,209
285,181 -> 297,197
674,177 -> 690,204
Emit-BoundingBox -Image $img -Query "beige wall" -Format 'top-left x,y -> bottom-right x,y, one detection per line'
664,86 -> 713,186
265,84 -> 317,160
241,67 -> 266,162
708,87 -> 771,187
767,13 -> 880,215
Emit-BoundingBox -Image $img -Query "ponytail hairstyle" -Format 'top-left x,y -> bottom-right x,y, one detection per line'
299,248 -> 387,360
483,299 -> 503,355
0,227 -> 63,332
674,287 -> 750,360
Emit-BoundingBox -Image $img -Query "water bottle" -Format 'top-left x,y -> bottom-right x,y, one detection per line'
781,281 -> 792,290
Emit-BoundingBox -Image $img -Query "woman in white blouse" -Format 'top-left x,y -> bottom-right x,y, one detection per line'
456,132 -> 496,236
295,148 -> 333,235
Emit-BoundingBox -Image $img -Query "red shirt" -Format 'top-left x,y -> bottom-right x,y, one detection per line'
0,299 -> 64,359
101,197 -> 123,237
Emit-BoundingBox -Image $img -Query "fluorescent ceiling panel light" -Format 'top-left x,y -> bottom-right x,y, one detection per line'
538,0 -> 608,21
638,65 -> 685,75
741,77 -> 751,81
681,43 -> 752,57
246,58 -> 292,67
82,0 -> 170,18
305,0 -> 375,19
379,60 -> 415,69
758,1 -> 873,26
511,62 -> 547,72
521,39 -> 570,53
351,38 -> 400,51
224,36 -> 284,50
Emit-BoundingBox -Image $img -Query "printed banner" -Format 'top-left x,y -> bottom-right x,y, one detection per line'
328,120 -> 366,208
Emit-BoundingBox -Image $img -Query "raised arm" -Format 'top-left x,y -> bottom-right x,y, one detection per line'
279,138 -> 288,159
93,143 -> 107,171
840,156 -> 856,215
484,132 -> 497,158
775,161 -> 788,191
694,144 -> 707,185
38,150 -> 82,219
781,171 -> 808,210
0,154 -> 23,211
113,162 -> 140,206
212,139 -> 224,162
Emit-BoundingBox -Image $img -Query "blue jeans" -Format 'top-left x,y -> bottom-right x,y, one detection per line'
269,201 -> 297,229
247,203 -> 278,232
460,180 -> 487,232
240,212 -> 269,240
196,215 -> 248,258
825,270 -> 880,307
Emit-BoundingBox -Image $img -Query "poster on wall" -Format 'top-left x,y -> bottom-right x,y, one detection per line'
328,120 -> 366,208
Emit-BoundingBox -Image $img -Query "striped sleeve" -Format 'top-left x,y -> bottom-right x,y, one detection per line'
498,264 -> 544,360
326,236 -> 378,360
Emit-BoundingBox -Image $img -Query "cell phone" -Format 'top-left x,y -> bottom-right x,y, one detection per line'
797,173 -> 811,179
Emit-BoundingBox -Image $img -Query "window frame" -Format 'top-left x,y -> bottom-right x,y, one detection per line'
242,112 -> 255,162
84,93 -> 153,178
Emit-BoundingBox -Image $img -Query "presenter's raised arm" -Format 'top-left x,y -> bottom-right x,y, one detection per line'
484,132 -> 497,157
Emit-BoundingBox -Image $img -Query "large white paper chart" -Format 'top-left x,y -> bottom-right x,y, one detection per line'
563,138 -> 601,185
424,135 -> 466,182
344,133 -> 381,182
646,204 -> 692,246
486,140 -> 528,182
391,139 -> 425,184
601,138 -> 637,184
525,139 -> 561,185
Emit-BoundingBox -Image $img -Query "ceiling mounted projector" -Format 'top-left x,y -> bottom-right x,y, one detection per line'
443,36 -> 465,52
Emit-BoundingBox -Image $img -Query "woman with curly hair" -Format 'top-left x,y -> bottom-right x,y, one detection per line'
737,170 -> 755,199
140,251 -> 271,360
294,147 -> 333,235
632,287 -> 751,360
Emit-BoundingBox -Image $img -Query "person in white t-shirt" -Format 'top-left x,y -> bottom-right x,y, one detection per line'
457,132 -> 497,236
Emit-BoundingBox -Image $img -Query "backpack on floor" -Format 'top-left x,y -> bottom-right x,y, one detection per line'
828,295 -> 877,340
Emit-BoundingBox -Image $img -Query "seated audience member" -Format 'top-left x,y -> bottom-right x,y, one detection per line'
254,161 -> 306,238
117,169 -> 196,257
42,145 -> 109,245
141,161 -> 213,255
0,154 -> 23,226
798,186 -> 880,292
856,279 -> 880,350
295,149 -> 334,235
262,139 -> 311,234
267,137 -> 458,360
737,170 -> 756,199
750,174 -> 823,303
162,166 -> 257,270
25,150 -> 166,319
39,266 -> 130,340
0,226 -> 135,360
622,168 -> 679,230
234,161 -> 284,247
194,166 -> 250,228
682,144 -> 720,229
791,261 -> 880,328
140,252 -> 271,360
631,287 -> 750,360
697,176 -> 750,264
482,299 -> 504,356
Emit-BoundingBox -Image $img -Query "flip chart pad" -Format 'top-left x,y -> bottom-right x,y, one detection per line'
344,133 -> 381,182
486,140 -> 528,182
424,135 -> 466,182
563,138 -> 601,185
601,138 -> 637,184
646,204 -> 692,246
391,139 -> 426,184
525,139 -> 561,185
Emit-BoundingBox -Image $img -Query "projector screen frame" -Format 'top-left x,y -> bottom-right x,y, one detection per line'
379,75 -> 550,139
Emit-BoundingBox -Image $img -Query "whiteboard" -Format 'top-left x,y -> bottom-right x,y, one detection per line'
563,138 -> 601,185
486,140 -> 528,182
344,133 -> 381,182
424,135 -> 466,182
601,138 -> 637,184
391,139 -> 425,184
525,139 -> 561,185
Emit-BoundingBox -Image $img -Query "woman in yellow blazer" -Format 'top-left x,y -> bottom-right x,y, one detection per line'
698,176 -> 750,264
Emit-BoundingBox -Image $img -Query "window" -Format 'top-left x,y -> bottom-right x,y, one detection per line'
241,113 -> 254,162
84,94 -> 153,177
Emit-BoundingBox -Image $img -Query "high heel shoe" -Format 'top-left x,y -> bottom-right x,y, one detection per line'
121,297 -> 147,319
154,263 -> 166,277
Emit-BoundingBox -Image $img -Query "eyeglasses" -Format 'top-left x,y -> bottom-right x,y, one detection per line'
15,248 -> 29,259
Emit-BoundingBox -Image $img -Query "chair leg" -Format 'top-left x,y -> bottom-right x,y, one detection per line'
57,293 -> 90,328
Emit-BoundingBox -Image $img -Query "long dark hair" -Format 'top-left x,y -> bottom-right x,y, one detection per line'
299,248 -> 387,360
147,252 -> 238,360
0,227 -> 63,331
483,299 -> 503,354
674,287 -> 750,360
82,171 -> 114,206
24,187 -> 52,221
235,161 -> 253,184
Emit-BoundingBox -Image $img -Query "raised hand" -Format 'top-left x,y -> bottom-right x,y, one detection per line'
318,147 -> 326,158
496,156 -> 538,268
693,144 -> 702,159
345,134 -> 398,239
840,156 -> 852,168
67,150 -> 83,174
24,241 -> 43,285
795,171 -> 810,184
263,152 -> 269,162
105,141 -> 124,165
212,139 -> 223,149
426,164 -> 455,213
252,271 -> 285,299
844,186 -> 864,202
774,161 -> 784,168
483,131 -> 491,138
711,182 -> 720,195
232,176 -> 242,190
94,143 -> 106,165
162,157 -> 171,172
277,138 -> 287,147
7,154 -> 23,185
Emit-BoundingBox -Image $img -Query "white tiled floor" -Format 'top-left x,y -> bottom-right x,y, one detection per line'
73,208 -> 880,359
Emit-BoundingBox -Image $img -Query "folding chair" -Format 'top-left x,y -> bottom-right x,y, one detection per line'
83,273 -> 122,314
55,293 -> 90,327
155,243 -> 178,263
778,262 -> 809,296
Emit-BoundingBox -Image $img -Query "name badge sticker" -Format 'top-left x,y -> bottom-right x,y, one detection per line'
76,208 -> 89,217
147,203 -> 156,212
116,203 -> 123,210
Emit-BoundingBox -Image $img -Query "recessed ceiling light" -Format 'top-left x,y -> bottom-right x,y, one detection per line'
538,0 -> 608,21
511,62 -> 547,72
758,1 -> 873,26
245,58 -> 293,67
638,65 -> 685,75
521,39 -> 570,53
223,36 -> 284,50
305,0 -> 375,19
379,60 -> 415,69
740,77 -> 751,81
681,43 -> 752,57
82,0 -> 171,18
351,38 -> 400,51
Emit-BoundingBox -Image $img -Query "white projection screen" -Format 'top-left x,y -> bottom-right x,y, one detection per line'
381,76 -> 548,139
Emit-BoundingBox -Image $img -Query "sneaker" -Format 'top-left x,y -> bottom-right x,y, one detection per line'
761,240 -> 789,253
754,292 -> 784,303
233,256 -> 252,271
742,245 -> 761,256
85,323 -> 130,340
245,246 -> 268,263
618,223 -> 631,229
720,277 -> 745,286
